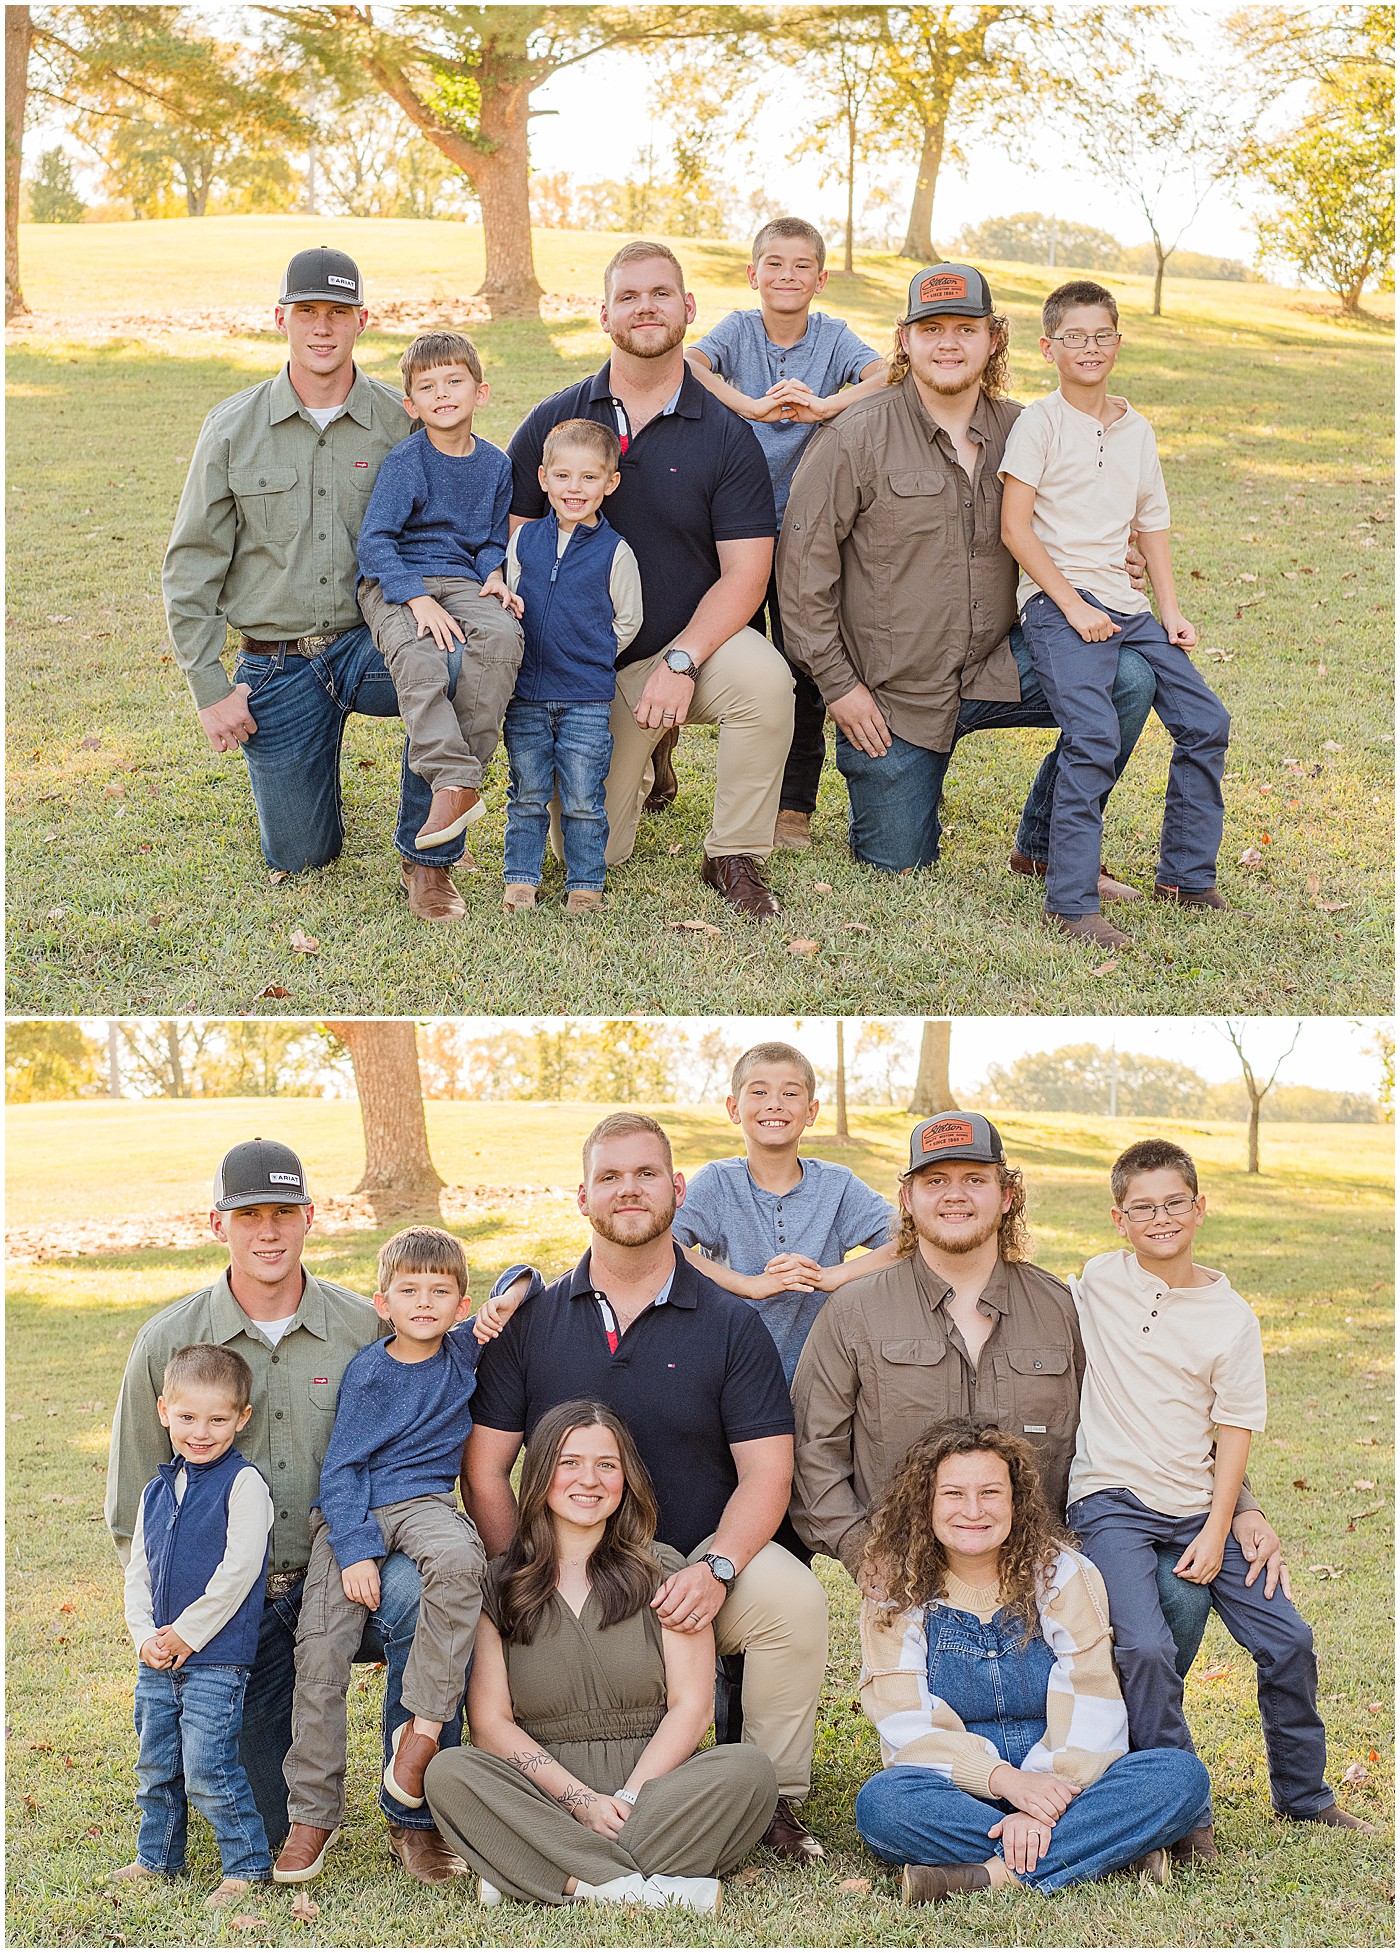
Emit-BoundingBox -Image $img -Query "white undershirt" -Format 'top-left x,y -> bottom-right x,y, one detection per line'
305,404 -> 343,430
255,1313 -> 298,1347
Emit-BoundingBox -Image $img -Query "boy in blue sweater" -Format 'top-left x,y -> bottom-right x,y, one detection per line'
500,418 -> 643,914
273,1228 -> 521,1884
118,1344 -> 274,1911
357,331 -> 525,854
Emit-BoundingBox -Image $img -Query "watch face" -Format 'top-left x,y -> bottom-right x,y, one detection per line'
707,1554 -> 736,1583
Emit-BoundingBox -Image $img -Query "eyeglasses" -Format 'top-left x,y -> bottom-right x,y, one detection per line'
1049,329 -> 1122,349
1121,1195 -> 1197,1222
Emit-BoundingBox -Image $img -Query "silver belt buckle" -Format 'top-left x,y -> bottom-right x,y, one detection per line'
298,633 -> 337,656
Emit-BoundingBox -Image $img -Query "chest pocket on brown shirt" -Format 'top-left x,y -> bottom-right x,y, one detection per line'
1002,1345 -> 1073,1428
886,470 -> 950,533
875,1336 -> 956,1446
230,464 -> 300,544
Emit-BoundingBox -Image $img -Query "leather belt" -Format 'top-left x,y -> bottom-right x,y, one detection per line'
266,1566 -> 307,1600
240,633 -> 338,658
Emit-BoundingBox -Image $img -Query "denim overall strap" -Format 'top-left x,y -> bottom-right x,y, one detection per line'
926,1603 -> 1056,1771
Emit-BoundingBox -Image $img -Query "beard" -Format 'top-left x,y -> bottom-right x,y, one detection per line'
916,1210 -> 1002,1257
609,316 -> 688,360
914,364 -> 983,398
590,1193 -> 677,1247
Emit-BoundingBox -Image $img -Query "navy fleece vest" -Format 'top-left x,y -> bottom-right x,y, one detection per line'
140,1447 -> 267,1666
514,510 -> 623,702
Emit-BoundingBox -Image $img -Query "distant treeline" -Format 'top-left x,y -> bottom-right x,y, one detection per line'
981,1045 -> 1379,1122
953,212 -> 1258,283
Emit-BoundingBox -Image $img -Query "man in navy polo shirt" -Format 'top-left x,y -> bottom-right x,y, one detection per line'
464,1112 -> 830,1863
506,242 -> 794,919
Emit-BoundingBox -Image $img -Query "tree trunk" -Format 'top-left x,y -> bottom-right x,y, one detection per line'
1152,244 -> 1165,317
1341,276 -> 1365,315
834,1021 -> 850,1141
5,6 -> 31,321
329,1020 -> 445,1220
106,1019 -> 122,1098
844,105 -> 855,274
163,1022 -> 186,1099
1246,1092 -> 1261,1174
471,66 -> 542,314
908,1021 -> 956,1115
899,121 -> 943,261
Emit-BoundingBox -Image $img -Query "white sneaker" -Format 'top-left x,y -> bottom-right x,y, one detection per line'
479,1877 -> 504,1907
572,1874 -> 654,1905
645,1875 -> 724,1914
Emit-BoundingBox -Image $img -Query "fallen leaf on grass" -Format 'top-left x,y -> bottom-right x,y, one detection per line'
23,1793 -> 38,1810
1368,1702 -> 1384,1714
1317,900 -> 1351,914
102,783 -> 125,798
1236,572 -> 1259,583
1321,739 -> 1344,752
46,907 -> 65,921
261,984 -> 291,999
845,921 -> 871,933
1292,1476 -> 1309,1490
1201,648 -> 1235,662
1304,873 -> 1321,899
86,1825 -> 101,1837
1199,1663 -> 1231,1682
667,842 -> 685,856
812,880 -> 834,894
669,917 -> 722,936
837,1877 -> 874,1895
289,930 -> 320,955
356,757 -> 376,769
1092,959 -> 1118,976
268,870 -> 291,886
1353,1480 -> 1375,1491
1238,847 -> 1265,868
1341,1762 -> 1370,1786
79,736 -> 102,751
1307,1564 -> 1343,1579
229,1915 -> 267,1933
1347,1503 -> 1382,1524
290,1894 -> 320,1923
787,938 -> 821,955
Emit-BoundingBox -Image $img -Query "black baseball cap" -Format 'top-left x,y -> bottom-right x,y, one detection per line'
279,245 -> 364,306
901,261 -> 994,324
902,1113 -> 1005,1176
212,1138 -> 312,1210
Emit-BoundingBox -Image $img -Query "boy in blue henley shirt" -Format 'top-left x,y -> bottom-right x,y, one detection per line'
274,1227 -> 523,1884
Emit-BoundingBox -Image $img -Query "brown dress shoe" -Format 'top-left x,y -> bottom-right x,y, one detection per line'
400,859 -> 467,922
1303,1802 -> 1375,1833
1009,851 -> 1141,903
760,1796 -> 825,1865
900,1862 -> 992,1905
1168,1822 -> 1221,1866
386,1821 -> 471,1885
1153,882 -> 1229,909
644,725 -> 681,810
1045,910 -> 1130,951
383,1721 -> 439,1808
272,1823 -> 340,1883
414,785 -> 484,850
773,809 -> 812,852
701,852 -> 779,919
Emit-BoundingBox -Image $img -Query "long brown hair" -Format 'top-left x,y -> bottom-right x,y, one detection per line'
495,1401 -> 662,1646
894,1162 -> 1030,1263
884,312 -> 1012,400
861,1419 -> 1070,1644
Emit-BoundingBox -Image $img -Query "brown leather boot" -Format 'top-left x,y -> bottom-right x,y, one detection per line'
1129,1847 -> 1171,1885
900,1862 -> 992,1905
1153,882 -> 1229,909
701,852 -> 779,919
760,1796 -> 824,1865
1303,1802 -> 1376,1833
773,809 -> 812,852
386,1822 -> 470,1885
383,1721 -> 439,1808
400,859 -> 467,922
1009,850 -> 1141,902
272,1823 -> 340,1883
1168,1822 -> 1221,1867
1044,909 -> 1130,951
414,785 -> 484,850
644,726 -> 681,809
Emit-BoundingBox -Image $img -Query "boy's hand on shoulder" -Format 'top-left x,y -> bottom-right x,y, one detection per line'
154,1625 -> 194,1670
408,592 -> 467,651
1161,609 -> 1197,649
479,569 -> 524,620
1173,1524 -> 1226,1585
139,1635 -> 172,1670
341,1559 -> 382,1609
472,1274 -> 530,1344
1064,597 -> 1122,644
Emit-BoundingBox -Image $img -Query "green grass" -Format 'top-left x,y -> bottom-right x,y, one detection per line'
5,1104 -> 1393,1946
6,217 -> 1393,1013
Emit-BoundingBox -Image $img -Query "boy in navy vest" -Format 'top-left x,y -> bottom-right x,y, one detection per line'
273,1227 -> 522,1885
118,1344 -> 274,1910
501,418 -> 643,914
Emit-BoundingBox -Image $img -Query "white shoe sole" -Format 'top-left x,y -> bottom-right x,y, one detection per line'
382,1722 -> 429,1810
415,796 -> 487,851
272,1827 -> 340,1883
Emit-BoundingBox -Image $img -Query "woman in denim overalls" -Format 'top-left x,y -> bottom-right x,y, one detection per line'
856,1420 -> 1210,1906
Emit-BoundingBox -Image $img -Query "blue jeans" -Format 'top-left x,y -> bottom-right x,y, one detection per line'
857,1750 -> 1212,1892
1020,593 -> 1230,915
133,1663 -> 270,1879
834,626 -> 1155,872
238,1552 -> 459,1846
1070,1490 -> 1330,1819
502,698 -> 612,892
234,625 -> 468,875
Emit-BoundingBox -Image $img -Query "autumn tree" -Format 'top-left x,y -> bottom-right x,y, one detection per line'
908,1021 -> 957,1115
793,5 -> 885,273
6,5 -> 33,319
326,1020 -> 444,1220
1222,1021 -> 1302,1174
5,1020 -> 102,1101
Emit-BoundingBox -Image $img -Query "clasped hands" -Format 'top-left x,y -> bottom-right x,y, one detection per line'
985,1762 -> 1080,1875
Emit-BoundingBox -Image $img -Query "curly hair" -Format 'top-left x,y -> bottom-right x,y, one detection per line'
861,1419 -> 1070,1643
494,1401 -> 664,1646
894,1161 -> 1030,1263
884,312 -> 1011,400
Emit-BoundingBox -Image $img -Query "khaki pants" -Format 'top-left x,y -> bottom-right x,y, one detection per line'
694,1534 -> 829,1802
425,1744 -> 777,1903
283,1494 -> 486,1829
598,627 -> 796,864
358,574 -> 523,792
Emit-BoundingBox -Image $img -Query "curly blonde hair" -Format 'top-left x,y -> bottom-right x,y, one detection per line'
884,312 -> 1011,400
862,1420 -> 1070,1643
894,1161 -> 1030,1263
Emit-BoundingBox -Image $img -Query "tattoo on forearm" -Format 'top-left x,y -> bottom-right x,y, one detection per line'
557,1784 -> 596,1816
508,1747 -> 551,1777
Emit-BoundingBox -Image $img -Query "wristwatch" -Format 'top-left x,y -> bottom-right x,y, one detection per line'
702,1552 -> 736,1587
663,647 -> 699,681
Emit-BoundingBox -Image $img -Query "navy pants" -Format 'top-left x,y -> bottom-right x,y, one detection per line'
1019,591 -> 1230,917
234,624 -> 468,875
751,570 -> 828,817
239,1552 -> 461,1847
856,1600 -> 1210,1890
1069,1489 -> 1332,1820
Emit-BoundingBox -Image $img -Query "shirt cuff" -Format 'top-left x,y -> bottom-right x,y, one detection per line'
185,661 -> 235,711
326,1516 -> 387,1570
